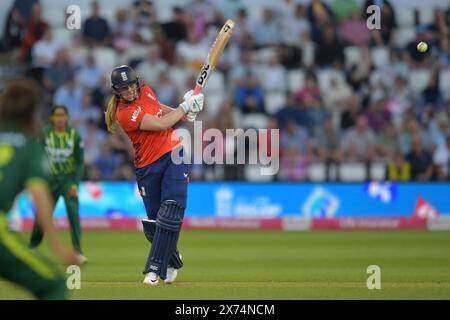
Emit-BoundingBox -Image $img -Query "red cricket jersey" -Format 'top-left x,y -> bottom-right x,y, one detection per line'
116,84 -> 181,168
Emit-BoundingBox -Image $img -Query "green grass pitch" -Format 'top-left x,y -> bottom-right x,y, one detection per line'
1,230 -> 450,299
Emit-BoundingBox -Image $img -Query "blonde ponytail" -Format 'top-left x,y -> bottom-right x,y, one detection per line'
105,95 -> 118,133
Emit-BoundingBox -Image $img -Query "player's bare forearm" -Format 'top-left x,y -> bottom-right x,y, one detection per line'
139,107 -> 186,131
160,104 -> 176,114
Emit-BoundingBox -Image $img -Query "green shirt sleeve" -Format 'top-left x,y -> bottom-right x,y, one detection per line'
72,131 -> 85,185
25,142 -> 51,189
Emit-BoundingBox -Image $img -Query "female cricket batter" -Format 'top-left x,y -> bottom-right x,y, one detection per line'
105,65 -> 203,285
0,80 -> 79,299
29,105 -> 86,264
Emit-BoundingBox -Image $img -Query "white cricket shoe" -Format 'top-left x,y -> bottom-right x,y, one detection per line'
164,267 -> 178,284
77,254 -> 88,265
143,272 -> 159,286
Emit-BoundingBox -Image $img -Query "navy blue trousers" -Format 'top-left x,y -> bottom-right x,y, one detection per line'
135,147 -> 189,222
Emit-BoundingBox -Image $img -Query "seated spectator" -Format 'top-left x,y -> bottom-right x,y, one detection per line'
365,99 -> 391,133
229,50 -> 258,86
315,25 -> 344,68
8,0 -> 40,49
71,92 -> 102,135
279,120 -> 311,181
160,6 -> 188,45
406,135 -> 434,181
301,95 -> 328,135
436,36 -> 450,68
376,123 -> 399,159
398,119 -> 432,155
404,27 -> 431,69
111,9 -> 136,52
43,48 -> 77,93
314,117 -> 342,180
233,8 -> 251,46
260,56 -> 286,92
94,141 -> 124,180
421,73 -> 444,111
433,134 -> 450,181
307,0 -> 335,44
82,1 -> 111,47
340,95 -> 360,130
81,120 -> 107,165
153,72 -> 178,106
175,30 -> 209,72
323,75 -> 353,111
331,0 -> 359,22
21,3 -> 48,61
234,72 -> 265,114
137,47 -> 168,84
133,0 -> 157,28
167,54 -> 194,96
364,0 -> 397,46
280,3 -> 310,46
275,93 -> 303,129
188,0 -> 216,38
340,11 -> 371,46
342,115 -> 376,162
29,28 -> 60,82
75,54 -> 102,91
386,76 -> 412,127
294,72 -> 321,105
251,8 -> 281,48
386,151 -> 411,181
54,76 -> 83,115
278,43 -> 303,70
345,45 -> 372,93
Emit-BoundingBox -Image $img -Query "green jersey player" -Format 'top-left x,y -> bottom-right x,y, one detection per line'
29,105 -> 86,264
0,80 -> 79,299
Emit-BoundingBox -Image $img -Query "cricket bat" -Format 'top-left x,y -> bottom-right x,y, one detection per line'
193,19 -> 236,95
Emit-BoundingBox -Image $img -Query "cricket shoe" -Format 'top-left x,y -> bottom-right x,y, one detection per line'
164,267 -> 178,284
143,272 -> 159,286
77,254 -> 88,265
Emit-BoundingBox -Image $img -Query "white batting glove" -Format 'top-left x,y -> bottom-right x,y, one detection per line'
183,90 -> 194,101
182,90 -> 198,122
179,93 -> 204,114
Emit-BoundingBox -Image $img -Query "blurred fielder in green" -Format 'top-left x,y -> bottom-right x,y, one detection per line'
29,105 -> 87,264
0,80 -> 80,299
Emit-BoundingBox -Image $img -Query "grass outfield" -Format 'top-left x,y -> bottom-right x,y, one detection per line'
1,230 -> 450,299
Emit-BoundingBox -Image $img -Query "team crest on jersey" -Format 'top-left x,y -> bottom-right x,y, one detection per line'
156,109 -> 163,118
131,106 -> 142,122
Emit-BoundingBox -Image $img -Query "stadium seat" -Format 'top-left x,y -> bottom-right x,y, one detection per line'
203,72 -> 225,94
204,93 -> 225,117
254,47 -> 277,64
420,7 -> 434,25
92,48 -> 118,73
287,69 -> 305,93
308,162 -> 326,182
370,162 -> 387,181
42,6 -> 66,28
52,28 -> 75,47
241,114 -> 269,129
120,45 -> 152,65
439,70 -> 450,98
302,41 -> 315,66
244,164 -> 274,182
394,27 -> 416,48
264,92 -> 286,115
317,69 -> 346,92
344,46 -> 362,69
408,69 -> 431,93
370,47 -> 389,70
396,7 -> 415,27
339,162 -> 367,182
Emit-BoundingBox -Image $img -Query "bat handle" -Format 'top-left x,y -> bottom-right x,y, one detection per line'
193,85 -> 202,95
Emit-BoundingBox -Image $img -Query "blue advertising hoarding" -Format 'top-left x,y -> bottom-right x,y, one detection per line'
12,182 -> 450,219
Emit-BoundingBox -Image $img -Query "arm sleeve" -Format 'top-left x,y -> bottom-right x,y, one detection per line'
25,143 -> 51,189
73,132 -> 85,185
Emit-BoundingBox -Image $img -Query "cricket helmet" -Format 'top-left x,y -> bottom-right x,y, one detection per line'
110,65 -> 140,97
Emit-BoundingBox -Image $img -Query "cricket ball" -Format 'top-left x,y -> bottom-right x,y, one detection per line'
417,41 -> 428,53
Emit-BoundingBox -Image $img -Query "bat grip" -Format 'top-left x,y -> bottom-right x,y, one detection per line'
193,85 -> 202,95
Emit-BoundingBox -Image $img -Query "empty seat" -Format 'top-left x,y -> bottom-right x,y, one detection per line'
408,69 -> 431,93
241,114 -> 269,129
203,71 -> 225,94
287,69 -> 305,93
371,47 -> 389,70
308,162 -> 326,182
339,162 -> 366,181
204,93 -> 225,117
344,46 -> 362,68
439,70 -> 450,97
396,8 -> 415,27
370,162 -> 387,181
317,69 -> 346,92
394,27 -> 416,48
264,92 -> 286,115
244,164 -> 274,182
92,48 -> 118,73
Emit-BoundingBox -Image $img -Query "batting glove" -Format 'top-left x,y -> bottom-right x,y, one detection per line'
179,93 -> 204,114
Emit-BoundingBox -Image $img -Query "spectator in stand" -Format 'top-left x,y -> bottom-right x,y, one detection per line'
82,1 -> 111,47
230,50 -> 258,86
406,135 -> 434,181
133,0 -> 157,28
29,28 -> 60,81
153,72 -> 178,106
281,3 -> 310,46
386,151 -> 411,181
7,0 -> 40,50
307,0 -> 335,44
251,8 -> 281,48
137,46 -> 168,84
377,123 -> 399,159
301,94 -> 328,136
187,0 -> 216,38
233,8 -> 251,46
323,75 -> 353,111
315,24 -> 344,68
93,141 -> 124,180
433,134 -> 450,181
53,76 -> 83,116
331,0 -> 359,22
314,116 -> 342,181
161,7 -> 188,45
421,73 -> 444,111
43,48 -> 77,93
364,0 -> 397,46
386,76 -> 412,127
345,45 -> 372,94
216,0 -> 245,22
365,99 -> 391,133
168,54 -> 194,96
427,9 -> 448,44
275,93 -> 303,129
294,71 -> 321,105
279,120 -> 312,181
175,29 -> 209,72
398,119 -> 432,155
341,115 -> 376,164
404,27 -> 431,69
70,92 -> 102,136
234,71 -> 265,114
260,56 -> 286,92
111,9 -> 136,52
340,94 -> 360,130
75,54 -> 102,91
21,2 -> 48,61
340,11 -> 371,46
436,36 -> 450,68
